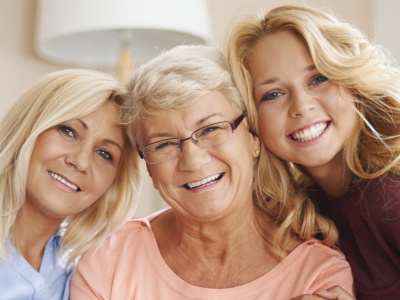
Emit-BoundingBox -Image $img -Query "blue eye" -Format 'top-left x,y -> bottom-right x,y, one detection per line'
58,125 -> 76,138
97,149 -> 113,161
261,91 -> 282,102
312,75 -> 328,84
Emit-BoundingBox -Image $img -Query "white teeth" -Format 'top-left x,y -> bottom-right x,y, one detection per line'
187,173 -> 222,189
291,122 -> 328,142
49,172 -> 79,191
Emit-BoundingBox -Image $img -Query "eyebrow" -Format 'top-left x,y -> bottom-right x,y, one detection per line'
76,119 -> 123,152
304,65 -> 316,72
196,113 -> 223,126
254,64 -> 317,88
255,76 -> 279,87
103,139 -> 123,152
146,113 -> 225,141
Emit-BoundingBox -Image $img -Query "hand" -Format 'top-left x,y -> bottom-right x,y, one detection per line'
316,286 -> 355,300
291,285 -> 355,300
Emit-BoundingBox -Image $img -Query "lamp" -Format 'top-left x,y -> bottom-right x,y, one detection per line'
35,0 -> 212,83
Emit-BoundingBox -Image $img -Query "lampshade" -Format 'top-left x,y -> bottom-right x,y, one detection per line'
35,0 -> 212,68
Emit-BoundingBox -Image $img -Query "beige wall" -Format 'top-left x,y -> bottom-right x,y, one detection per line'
0,0 -> 377,216
207,0 -> 372,49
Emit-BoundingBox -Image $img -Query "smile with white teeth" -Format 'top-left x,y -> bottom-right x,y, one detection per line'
291,122 -> 328,142
186,173 -> 222,189
48,171 -> 79,191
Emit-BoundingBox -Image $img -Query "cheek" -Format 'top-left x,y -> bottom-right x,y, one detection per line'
342,107 -> 358,136
327,91 -> 357,124
93,168 -> 118,197
323,85 -> 353,110
257,107 -> 281,138
257,107 -> 287,156
146,164 -> 171,188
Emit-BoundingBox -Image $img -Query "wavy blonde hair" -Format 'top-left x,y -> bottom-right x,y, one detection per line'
0,69 -> 139,266
226,5 -> 400,183
223,6 -> 364,254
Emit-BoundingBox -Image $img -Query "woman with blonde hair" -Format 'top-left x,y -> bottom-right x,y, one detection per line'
226,4 -> 400,299
0,69 -> 139,299
70,45 -> 353,299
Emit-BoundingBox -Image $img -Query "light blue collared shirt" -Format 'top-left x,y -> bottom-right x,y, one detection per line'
0,231 -> 71,300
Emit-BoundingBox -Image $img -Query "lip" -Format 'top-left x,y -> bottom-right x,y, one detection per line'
183,173 -> 224,190
288,121 -> 330,144
48,171 -> 81,192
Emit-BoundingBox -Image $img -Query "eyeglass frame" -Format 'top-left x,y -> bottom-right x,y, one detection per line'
137,113 -> 246,164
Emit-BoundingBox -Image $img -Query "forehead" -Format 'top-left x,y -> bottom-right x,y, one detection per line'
77,101 -> 124,143
139,91 -> 237,141
249,31 -> 311,70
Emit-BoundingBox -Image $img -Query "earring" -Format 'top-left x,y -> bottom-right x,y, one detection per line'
254,150 -> 260,157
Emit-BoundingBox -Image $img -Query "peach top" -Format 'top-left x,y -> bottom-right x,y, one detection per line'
70,210 -> 354,299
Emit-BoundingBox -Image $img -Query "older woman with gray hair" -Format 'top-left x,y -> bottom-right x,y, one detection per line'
70,45 -> 353,299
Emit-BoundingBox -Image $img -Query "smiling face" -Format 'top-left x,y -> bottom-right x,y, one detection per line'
25,101 -> 125,222
139,91 -> 260,220
248,30 -> 357,176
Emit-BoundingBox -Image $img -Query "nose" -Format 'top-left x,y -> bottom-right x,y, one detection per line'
65,145 -> 91,173
178,138 -> 211,171
288,88 -> 315,117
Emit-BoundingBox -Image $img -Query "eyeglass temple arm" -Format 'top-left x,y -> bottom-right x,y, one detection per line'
231,113 -> 246,130
137,145 -> 145,159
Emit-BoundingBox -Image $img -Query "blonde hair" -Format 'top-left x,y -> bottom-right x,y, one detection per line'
224,6 -> 356,254
226,4 -> 400,180
0,69 -> 139,266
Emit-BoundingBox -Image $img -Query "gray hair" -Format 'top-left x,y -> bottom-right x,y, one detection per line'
123,45 -> 246,145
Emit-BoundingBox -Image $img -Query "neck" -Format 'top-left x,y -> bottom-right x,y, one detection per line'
305,153 -> 352,197
152,203 -> 283,288
14,204 -> 63,271
175,201 -> 272,248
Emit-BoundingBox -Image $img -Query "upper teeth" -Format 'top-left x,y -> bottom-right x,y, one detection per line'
291,122 -> 328,142
49,172 -> 79,191
187,173 -> 222,189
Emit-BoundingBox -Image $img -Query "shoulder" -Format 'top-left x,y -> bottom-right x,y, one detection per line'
115,217 -> 151,236
358,173 -> 400,218
103,215 -> 158,251
285,240 -> 354,295
362,172 -> 400,189
290,240 -> 352,279
0,244 -> 70,300
288,239 -> 350,273
293,240 -> 346,260
87,209 -> 170,254
75,216 -> 157,273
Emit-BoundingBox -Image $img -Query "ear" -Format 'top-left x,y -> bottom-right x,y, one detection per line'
243,118 -> 261,158
251,134 -> 261,158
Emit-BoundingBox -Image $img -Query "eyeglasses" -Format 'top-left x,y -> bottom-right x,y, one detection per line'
138,114 -> 245,164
